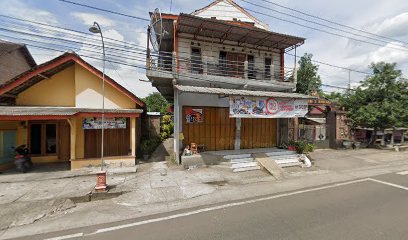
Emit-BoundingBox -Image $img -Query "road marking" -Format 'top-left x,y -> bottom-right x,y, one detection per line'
90,178 -> 369,235
43,232 -> 84,240
368,178 -> 408,191
396,170 -> 408,175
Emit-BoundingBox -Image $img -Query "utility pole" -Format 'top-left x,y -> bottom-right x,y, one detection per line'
348,69 -> 351,97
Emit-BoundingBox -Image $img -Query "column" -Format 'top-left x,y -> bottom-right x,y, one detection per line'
391,129 -> 395,146
234,118 -> 241,150
244,60 -> 248,80
130,117 -> 136,157
381,130 -> 385,146
68,118 -> 76,160
174,87 -> 180,164
293,117 -> 299,141
203,56 -> 208,76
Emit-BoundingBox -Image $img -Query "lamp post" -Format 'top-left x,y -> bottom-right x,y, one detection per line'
89,22 -> 107,192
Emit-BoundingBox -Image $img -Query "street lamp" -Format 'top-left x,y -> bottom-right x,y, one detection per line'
89,21 -> 107,192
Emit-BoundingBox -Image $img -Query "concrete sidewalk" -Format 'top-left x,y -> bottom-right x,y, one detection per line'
0,149 -> 407,239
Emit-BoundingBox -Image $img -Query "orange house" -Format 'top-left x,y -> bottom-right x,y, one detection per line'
0,52 -> 144,170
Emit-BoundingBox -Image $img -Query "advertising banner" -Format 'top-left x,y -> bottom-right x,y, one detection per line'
229,96 -> 308,118
185,108 -> 204,123
82,117 -> 127,129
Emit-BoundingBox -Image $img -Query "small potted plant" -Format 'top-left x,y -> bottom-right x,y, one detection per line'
288,139 -> 297,151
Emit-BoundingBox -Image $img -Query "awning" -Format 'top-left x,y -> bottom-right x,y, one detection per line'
306,117 -> 326,124
174,85 -> 316,99
177,14 -> 305,51
0,106 -> 143,120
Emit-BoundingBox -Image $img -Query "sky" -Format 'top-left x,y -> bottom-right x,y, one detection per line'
0,0 -> 407,98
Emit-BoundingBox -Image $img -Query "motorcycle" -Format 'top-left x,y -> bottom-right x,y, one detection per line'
13,145 -> 33,173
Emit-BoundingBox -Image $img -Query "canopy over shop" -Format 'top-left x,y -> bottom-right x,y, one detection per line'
173,85 -> 315,157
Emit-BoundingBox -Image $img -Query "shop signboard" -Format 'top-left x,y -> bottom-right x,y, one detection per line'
185,108 -> 204,123
83,117 -> 126,129
229,96 -> 308,118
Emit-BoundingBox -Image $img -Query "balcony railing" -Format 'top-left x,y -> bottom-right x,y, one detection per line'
147,52 -> 296,83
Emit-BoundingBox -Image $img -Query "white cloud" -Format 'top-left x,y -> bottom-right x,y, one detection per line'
369,12 -> 408,38
365,42 -> 408,63
0,0 -> 58,24
71,12 -> 116,27
104,29 -> 125,41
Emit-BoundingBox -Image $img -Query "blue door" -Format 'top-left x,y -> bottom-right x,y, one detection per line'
0,130 -> 17,164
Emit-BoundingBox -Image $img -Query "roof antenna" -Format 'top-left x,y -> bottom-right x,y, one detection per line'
170,0 -> 172,12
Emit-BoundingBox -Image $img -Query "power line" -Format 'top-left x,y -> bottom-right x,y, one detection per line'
238,6 -> 408,54
245,0 -> 408,46
58,0 -> 150,21
0,14 -> 148,51
0,23 -> 296,72
4,33 -> 355,92
44,3 -> 375,75
285,52 -> 370,75
238,0 -> 408,50
322,84 -> 354,91
0,12 -> 374,89
0,17 -> 370,84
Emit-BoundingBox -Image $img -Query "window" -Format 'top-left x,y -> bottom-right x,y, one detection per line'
264,57 -> 272,79
30,124 -> 42,155
247,55 -> 255,79
46,124 -> 57,154
220,52 -> 245,78
29,123 -> 58,155
272,53 -> 282,79
191,47 -> 202,74
219,51 -> 227,75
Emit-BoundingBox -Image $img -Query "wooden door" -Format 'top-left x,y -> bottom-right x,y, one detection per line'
84,118 -> 130,158
183,107 -> 235,151
58,120 -> 71,161
240,118 -> 277,149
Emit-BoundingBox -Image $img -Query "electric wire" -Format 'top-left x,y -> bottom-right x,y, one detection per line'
244,0 -> 408,46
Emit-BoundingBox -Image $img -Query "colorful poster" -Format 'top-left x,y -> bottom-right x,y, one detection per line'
185,108 -> 204,123
229,96 -> 308,118
82,117 -> 127,129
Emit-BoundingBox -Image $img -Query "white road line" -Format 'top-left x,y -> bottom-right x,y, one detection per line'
396,170 -> 408,175
368,178 -> 408,191
43,232 -> 84,240
91,178 -> 369,235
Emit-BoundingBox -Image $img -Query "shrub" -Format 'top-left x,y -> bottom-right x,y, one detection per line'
294,140 -> 315,154
160,114 -> 174,141
162,114 -> 172,124
306,143 -> 315,153
169,121 -> 174,134
160,131 -> 168,141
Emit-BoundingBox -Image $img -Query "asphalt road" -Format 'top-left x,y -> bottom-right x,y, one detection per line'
19,172 -> 408,240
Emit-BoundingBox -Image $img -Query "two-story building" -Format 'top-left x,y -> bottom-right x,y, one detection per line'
146,0 -> 315,162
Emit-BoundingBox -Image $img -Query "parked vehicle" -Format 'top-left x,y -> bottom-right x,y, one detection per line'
13,145 -> 33,173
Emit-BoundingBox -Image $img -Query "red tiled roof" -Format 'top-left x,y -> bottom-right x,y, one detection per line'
0,52 -> 144,107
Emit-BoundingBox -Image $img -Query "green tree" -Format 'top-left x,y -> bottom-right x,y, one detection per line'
296,53 -> 322,95
344,62 -> 408,131
142,92 -> 169,113
323,91 -> 344,104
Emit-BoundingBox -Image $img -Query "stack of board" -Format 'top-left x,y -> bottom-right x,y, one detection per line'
223,154 -> 261,173
265,150 -> 301,167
